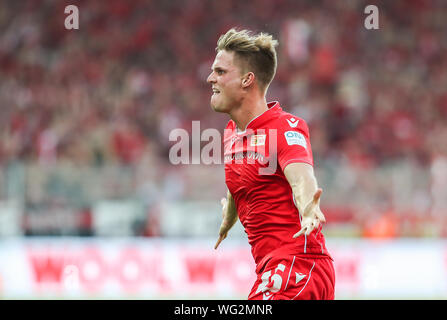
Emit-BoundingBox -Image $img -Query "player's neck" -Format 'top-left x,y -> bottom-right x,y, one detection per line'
231,96 -> 268,132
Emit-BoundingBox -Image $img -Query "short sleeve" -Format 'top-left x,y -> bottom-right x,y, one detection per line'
276,117 -> 314,171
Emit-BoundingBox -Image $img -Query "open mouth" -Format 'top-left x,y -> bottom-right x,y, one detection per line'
212,88 -> 220,94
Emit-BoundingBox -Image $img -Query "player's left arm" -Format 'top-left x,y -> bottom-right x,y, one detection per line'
214,190 -> 238,249
284,162 -> 326,237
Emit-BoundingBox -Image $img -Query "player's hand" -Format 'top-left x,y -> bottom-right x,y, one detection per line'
293,188 -> 326,238
214,198 -> 233,250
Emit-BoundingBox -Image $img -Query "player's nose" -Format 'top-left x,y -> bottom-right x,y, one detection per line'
207,72 -> 216,84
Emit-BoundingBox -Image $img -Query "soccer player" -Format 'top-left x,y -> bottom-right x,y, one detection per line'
207,28 -> 335,300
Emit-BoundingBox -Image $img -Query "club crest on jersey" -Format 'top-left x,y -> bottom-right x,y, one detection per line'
250,134 -> 266,146
284,131 -> 307,148
286,117 -> 299,128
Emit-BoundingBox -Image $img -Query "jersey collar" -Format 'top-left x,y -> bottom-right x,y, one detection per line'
236,101 -> 281,135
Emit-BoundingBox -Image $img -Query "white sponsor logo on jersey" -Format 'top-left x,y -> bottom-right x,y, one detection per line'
284,131 -> 307,148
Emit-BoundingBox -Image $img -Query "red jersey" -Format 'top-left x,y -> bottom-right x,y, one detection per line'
224,101 -> 331,274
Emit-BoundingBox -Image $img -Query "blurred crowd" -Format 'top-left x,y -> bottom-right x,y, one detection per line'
0,0 -> 446,237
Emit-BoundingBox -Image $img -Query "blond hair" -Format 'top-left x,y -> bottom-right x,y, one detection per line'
216,28 -> 279,91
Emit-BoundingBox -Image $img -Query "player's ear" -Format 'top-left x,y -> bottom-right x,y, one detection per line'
241,72 -> 255,88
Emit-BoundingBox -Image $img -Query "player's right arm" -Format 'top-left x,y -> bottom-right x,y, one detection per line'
284,162 -> 326,237
214,190 -> 238,249
276,115 -> 325,237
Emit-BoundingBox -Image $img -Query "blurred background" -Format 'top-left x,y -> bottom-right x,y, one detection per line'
0,0 -> 447,299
